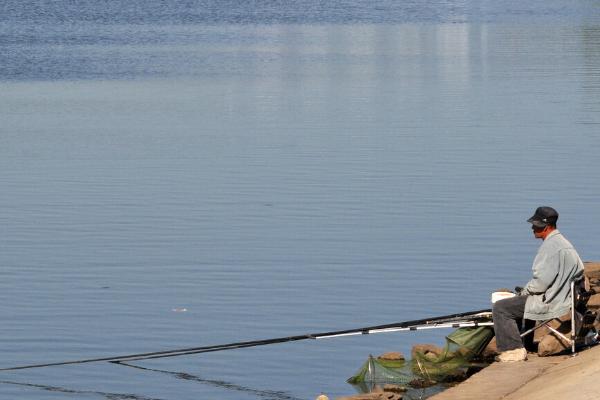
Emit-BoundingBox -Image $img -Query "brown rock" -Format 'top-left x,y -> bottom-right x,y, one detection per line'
378,352 -> 405,361
411,344 -> 443,359
382,384 -> 407,393
586,293 -> 600,308
538,334 -> 570,357
409,377 -> 437,388
371,385 -> 383,393
481,337 -> 498,358
335,393 -> 403,400
584,261 -> 600,280
532,312 -> 578,356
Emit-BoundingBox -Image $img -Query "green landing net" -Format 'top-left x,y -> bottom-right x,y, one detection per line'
347,326 -> 494,389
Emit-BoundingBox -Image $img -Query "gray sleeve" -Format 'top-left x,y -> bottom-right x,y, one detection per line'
524,250 -> 559,295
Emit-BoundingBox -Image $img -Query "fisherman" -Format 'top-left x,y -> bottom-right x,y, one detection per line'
492,206 -> 584,362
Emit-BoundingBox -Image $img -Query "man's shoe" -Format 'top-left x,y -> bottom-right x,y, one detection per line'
495,347 -> 527,362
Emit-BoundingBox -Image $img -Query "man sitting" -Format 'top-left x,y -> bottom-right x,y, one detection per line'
492,206 -> 584,362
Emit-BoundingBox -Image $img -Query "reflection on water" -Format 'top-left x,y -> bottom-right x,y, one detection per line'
580,26 -> 600,121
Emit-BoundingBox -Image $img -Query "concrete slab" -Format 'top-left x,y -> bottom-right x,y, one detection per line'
429,353 -> 568,400
504,345 -> 600,400
430,345 -> 600,400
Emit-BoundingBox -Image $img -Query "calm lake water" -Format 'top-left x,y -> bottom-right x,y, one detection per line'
2,1 -> 600,399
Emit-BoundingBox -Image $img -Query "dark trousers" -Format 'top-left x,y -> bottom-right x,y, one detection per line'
492,295 -> 529,352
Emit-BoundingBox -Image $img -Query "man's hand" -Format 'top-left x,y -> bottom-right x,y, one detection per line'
514,286 -> 525,295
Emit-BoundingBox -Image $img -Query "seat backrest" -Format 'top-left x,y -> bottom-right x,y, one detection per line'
574,277 -> 593,314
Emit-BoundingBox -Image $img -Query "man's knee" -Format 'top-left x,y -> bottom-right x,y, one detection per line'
493,296 -> 526,319
493,298 -> 511,317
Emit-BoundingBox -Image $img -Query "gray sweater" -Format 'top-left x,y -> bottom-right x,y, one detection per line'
523,230 -> 584,320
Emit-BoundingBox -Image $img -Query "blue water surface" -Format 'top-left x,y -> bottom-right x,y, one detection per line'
2,1 -> 600,399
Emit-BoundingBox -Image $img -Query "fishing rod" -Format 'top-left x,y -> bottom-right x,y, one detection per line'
0,308 -> 492,372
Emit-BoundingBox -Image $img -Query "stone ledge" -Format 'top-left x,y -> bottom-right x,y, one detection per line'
428,352 -> 568,400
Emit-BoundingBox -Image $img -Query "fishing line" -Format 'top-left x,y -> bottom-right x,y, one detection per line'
0,379 -> 165,400
0,308 -> 491,372
114,362 -> 304,400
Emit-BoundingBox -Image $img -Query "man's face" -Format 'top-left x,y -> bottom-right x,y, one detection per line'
532,224 -> 547,239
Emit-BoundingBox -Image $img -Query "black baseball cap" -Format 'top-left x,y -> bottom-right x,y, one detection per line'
527,206 -> 559,228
